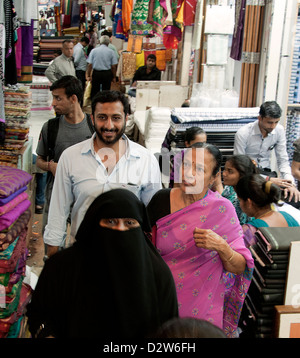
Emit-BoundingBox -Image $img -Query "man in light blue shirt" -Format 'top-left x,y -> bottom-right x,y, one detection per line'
86,35 -> 118,99
44,90 -> 162,257
73,36 -> 89,91
234,101 -> 300,202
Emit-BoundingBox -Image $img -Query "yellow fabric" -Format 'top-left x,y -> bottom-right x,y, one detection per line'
176,1 -> 184,24
135,51 -> 145,69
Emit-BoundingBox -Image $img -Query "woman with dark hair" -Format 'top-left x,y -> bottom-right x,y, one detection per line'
215,154 -> 258,224
215,155 -> 300,228
147,144 -> 254,338
236,174 -> 299,248
27,189 -> 178,339
236,174 -> 299,229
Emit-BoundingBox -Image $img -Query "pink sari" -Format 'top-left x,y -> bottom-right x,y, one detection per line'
155,190 -> 254,337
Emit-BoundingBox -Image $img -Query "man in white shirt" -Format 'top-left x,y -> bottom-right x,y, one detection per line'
45,40 -> 75,83
73,36 -> 89,92
234,101 -> 300,203
44,90 -> 162,258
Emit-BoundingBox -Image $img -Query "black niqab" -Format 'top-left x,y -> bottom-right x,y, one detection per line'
27,189 -> 178,339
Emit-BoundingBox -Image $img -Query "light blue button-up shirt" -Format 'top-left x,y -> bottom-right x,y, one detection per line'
73,42 -> 87,71
87,44 -> 118,71
43,134 -> 162,247
234,120 -> 293,181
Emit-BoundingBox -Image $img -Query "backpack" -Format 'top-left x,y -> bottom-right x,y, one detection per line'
46,114 -> 95,161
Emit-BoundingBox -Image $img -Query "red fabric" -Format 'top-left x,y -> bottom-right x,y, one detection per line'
183,0 -> 197,25
163,34 -> 179,49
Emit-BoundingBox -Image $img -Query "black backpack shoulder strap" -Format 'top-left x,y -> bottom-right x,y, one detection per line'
47,115 -> 60,161
85,113 -> 95,135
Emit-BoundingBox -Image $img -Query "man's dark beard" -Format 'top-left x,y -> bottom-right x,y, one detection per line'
94,121 -> 126,145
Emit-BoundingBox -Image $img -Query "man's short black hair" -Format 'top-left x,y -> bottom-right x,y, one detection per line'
259,101 -> 282,119
80,36 -> 90,44
50,75 -> 83,105
91,90 -> 130,117
147,54 -> 156,61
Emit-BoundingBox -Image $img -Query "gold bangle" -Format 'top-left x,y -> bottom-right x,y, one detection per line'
226,249 -> 235,262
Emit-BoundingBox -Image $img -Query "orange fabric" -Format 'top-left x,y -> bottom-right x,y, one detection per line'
156,50 -> 166,71
122,0 -> 133,34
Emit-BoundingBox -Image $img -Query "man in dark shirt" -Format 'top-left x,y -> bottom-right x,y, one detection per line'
128,54 -> 161,97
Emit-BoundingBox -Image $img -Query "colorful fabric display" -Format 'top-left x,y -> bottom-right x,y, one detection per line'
0,199 -> 31,232
0,192 -> 28,217
0,186 -> 27,206
0,210 -> 30,251
0,282 -> 32,338
0,227 -> 27,274
0,166 -> 32,199
0,166 -> 31,338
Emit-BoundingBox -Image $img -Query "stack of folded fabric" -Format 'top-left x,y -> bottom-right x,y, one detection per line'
0,166 -> 33,338
240,227 -> 300,338
30,76 -> 52,110
0,86 -> 32,167
168,107 -> 259,167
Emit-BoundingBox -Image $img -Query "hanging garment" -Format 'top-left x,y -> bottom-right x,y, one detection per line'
131,0 -> 153,36
4,0 -> 18,85
147,0 -> 164,38
183,0 -> 197,26
230,0 -> 246,61
15,27 -> 22,78
19,20 -> 33,83
122,0 -> 133,35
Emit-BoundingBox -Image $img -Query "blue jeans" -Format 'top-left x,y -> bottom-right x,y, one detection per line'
32,154 -> 47,206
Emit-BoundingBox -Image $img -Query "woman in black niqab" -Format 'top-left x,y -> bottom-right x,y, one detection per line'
26,189 -> 178,339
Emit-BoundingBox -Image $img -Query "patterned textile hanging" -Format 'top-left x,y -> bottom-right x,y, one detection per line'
113,0 -> 126,39
131,0 -> 153,36
4,0 -> 18,86
147,0 -> 164,38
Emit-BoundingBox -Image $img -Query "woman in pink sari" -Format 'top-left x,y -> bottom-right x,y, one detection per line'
147,144 -> 254,337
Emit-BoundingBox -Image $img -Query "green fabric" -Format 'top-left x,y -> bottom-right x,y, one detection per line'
7,316 -> 23,338
0,237 -> 19,261
131,0 -> 153,35
0,279 -> 23,319
0,272 -> 10,287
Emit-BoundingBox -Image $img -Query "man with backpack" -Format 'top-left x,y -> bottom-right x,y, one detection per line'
36,76 -> 94,236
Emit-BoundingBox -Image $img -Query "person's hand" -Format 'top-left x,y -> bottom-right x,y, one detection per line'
282,185 -> 300,202
270,177 -> 293,189
48,160 -> 57,177
86,76 -> 92,82
112,77 -> 116,83
193,228 -> 225,252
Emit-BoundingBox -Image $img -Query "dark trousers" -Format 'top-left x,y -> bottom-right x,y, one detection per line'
91,69 -> 112,100
76,69 -> 86,92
